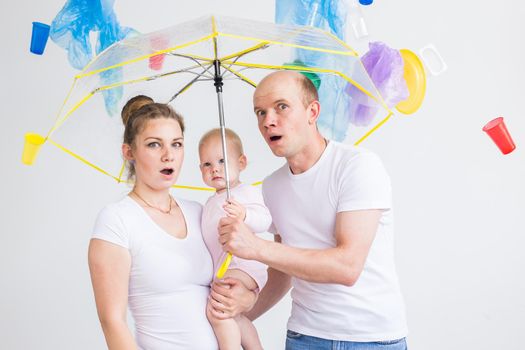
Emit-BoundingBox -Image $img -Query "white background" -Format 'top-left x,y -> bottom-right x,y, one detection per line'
2,1 -> 524,349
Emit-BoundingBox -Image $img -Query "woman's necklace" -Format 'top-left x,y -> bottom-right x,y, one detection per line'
131,190 -> 173,215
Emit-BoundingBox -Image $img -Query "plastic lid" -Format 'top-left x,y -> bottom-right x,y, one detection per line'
396,49 -> 427,115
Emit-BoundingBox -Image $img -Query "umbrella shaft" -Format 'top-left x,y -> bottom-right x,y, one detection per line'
216,92 -> 231,200
214,60 -> 231,200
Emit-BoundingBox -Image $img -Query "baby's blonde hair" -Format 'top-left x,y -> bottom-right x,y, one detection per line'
199,128 -> 244,156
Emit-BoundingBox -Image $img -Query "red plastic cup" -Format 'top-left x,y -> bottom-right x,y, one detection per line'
149,53 -> 166,71
482,117 -> 516,155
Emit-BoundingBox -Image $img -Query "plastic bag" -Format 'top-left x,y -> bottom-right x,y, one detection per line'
346,42 -> 409,126
275,0 -> 347,40
276,0 -> 351,141
50,0 -> 136,115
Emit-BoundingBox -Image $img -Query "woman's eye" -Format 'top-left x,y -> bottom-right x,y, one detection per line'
173,142 -> 183,148
147,142 -> 160,148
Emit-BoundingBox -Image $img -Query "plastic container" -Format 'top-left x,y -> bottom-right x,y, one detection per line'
30,22 -> 50,55
22,133 -> 46,165
482,117 -> 516,155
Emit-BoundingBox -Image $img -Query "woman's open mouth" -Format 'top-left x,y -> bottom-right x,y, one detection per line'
269,135 -> 282,142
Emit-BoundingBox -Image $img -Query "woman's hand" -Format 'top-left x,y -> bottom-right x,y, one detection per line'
207,277 -> 257,320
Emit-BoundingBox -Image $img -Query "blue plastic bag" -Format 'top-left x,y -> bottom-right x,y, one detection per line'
50,0 -> 136,115
276,0 -> 351,141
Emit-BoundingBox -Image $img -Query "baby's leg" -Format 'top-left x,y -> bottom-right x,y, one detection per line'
225,269 -> 263,350
207,269 -> 262,350
207,289 -> 240,350
236,313 -> 263,350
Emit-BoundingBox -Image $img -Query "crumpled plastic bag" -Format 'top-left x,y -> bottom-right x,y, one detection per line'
276,0 -> 351,141
346,42 -> 409,127
276,0 -> 347,40
50,0 -> 136,115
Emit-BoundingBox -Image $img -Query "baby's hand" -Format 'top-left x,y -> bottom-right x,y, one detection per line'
223,198 -> 246,221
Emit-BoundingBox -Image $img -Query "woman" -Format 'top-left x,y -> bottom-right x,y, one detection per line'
88,96 -> 256,349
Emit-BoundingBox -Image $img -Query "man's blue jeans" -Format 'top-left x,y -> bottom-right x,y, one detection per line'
285,330 -> 407,350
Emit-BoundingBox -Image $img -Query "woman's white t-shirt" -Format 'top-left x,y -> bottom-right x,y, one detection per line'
92,196 -> 217,350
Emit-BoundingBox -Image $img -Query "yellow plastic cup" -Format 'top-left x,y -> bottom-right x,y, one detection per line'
22,133 -> 46,165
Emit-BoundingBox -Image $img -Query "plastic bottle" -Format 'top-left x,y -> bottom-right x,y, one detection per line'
348,0 -> 368,39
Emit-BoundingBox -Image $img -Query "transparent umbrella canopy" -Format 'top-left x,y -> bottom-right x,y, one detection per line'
22,15 -> 394,186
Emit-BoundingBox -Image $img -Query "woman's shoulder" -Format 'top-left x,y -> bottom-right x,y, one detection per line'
175,196 -> 203,213
97,196 -> 135,217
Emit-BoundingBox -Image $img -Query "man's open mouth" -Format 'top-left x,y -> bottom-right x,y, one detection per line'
160,168 -> 174,175
269,135 -> 282,142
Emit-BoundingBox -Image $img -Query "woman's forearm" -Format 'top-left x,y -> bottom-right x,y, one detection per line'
100,319 -> 137,350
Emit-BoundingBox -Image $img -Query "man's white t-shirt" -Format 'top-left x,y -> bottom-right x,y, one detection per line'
92,196 -> 218,350
262,141 -> 407,342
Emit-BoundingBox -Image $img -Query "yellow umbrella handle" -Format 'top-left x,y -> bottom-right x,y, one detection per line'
216,252 -> 233,279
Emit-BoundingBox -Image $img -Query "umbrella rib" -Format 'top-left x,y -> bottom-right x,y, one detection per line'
220,64 -> 257,88
167,64 -> 215,103
94,63 -> 212,94
220,42 -> 270,74
168,53 -> 215,79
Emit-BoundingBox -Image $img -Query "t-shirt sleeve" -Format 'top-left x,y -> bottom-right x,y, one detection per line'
92,205 -> 129,248
261,181 -> 278,235
239,186 -> 273,233
337,151 -> 392,213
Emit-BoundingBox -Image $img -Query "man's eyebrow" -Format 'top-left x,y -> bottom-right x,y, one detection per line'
253,99 -> 288,112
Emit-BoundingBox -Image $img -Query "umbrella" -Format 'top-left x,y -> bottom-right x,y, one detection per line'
22,15 -> 397,276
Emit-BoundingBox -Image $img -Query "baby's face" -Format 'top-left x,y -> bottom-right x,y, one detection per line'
199,136 -> 245,192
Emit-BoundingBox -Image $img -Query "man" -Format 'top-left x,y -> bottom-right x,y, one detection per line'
218,70 -> 408,349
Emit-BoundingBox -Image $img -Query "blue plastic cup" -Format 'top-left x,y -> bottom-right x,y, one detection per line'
30,22 -> 50,55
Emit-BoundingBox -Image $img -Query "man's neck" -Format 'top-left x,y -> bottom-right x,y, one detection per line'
287,134 -> 328,175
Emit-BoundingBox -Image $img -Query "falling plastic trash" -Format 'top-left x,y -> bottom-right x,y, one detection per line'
276,0 -> 358,141
30,22 -> 50,55
49,0 -> 136,115
483,117 -> 516,155
346,42 -> 409,126
22,133 -> 46,165
275,0 -> 348,40
349,0 -> 369,39
149,36 -> 169,71
419,44 -> 448,76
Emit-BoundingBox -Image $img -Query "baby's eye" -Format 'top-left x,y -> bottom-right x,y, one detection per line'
219,159 -> 225,164
201,162 -> 211,168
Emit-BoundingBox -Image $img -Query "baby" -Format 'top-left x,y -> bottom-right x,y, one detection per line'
199,128 -> 271,350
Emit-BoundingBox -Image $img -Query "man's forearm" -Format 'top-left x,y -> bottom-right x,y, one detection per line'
255,238 -> 360,286
245,267 -> 291,321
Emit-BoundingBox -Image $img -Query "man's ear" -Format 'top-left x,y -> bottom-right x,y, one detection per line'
122,143 -> 134,161
307,100 -> 321,125
238,154 -> 247,171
